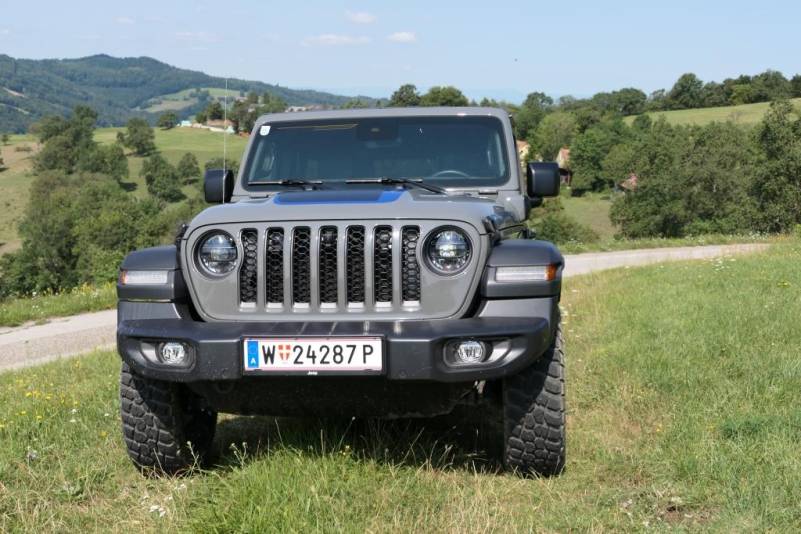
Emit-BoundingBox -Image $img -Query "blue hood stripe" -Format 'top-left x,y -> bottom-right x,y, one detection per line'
273,189 -> 403,205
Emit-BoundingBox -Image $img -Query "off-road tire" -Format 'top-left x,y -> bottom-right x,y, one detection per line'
120,362 -> 217,474
502,322 -> 566,476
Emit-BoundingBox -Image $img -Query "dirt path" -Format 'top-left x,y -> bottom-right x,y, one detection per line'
0,243 -> 771,372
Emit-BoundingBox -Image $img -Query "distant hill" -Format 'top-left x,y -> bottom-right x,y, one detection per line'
625,97 -> 801,127
0,54 -> 361,133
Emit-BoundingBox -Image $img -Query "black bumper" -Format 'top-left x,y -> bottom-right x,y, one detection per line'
117,315 -> 552,384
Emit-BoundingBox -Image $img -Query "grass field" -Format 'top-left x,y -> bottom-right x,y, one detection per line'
560,191 -> 616,240
625,97 -> 801,127
141,87 -> 237,113
1,243 -> 799,531
0,137 -> 39,254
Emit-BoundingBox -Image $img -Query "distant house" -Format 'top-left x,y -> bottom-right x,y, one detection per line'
515,140 -> 530,163
556,147 -> 572,186
286,106 -> 309,113
620,173 -> 639,192
179,120 -> 192,127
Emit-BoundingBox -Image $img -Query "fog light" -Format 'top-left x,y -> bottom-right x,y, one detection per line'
159,342 -> 188,366
454,340 -> 486,364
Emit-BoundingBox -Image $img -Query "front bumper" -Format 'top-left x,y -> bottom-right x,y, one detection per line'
117,315 -> 552,384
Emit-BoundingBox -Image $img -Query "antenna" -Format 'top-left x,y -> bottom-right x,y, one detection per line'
222,78 -> 228,203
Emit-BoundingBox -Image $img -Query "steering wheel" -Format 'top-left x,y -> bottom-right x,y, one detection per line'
432,169 -> 470,178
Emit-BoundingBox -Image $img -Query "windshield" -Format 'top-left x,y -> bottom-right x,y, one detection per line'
242,116 -> 510,189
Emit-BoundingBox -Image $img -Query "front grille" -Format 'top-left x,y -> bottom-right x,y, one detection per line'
374,226 -> 393,303
401,226 -> 421,302
233,223 -> 431,313
346,226 -> 365,303
292,227 -> 311,305
319,226 -> 338,304
239,229 -> 258,304
265,228 -> 284,304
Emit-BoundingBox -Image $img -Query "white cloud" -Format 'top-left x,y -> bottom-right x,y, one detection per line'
0,29 -> 10,37
115,16 -> 135,25
302,34 -> 371,47
175,31 -> 221,44
387,31 -> 416,43
346,10 -> 376,24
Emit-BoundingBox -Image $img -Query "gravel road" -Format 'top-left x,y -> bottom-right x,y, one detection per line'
0,243 -> 770,372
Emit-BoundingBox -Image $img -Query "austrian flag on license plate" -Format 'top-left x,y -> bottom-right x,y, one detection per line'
243,337 -> 383,374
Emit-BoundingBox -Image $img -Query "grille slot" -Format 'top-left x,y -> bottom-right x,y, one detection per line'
374,226 -> 393,303
239,229 -> 258,304
265,228 -> 284,304
319,226 -> 338,304
292,227 -> 311,305
401,226 -> 421,302
346,226 -> 365,303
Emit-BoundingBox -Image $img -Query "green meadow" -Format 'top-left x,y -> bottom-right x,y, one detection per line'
2,243 -> 800,531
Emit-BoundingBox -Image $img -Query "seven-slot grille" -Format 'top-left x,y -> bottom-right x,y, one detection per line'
239,224 -> 423,312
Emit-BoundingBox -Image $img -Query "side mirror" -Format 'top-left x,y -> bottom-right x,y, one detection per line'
204,168 -> 234,203
526,162 -> 560,198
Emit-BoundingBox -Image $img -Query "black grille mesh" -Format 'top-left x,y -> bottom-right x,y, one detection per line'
346,226 -> 365,303
239,229 -> 258,304
292,227 -> 311,304
374,226 -> 393,303
319,226 -> 338,303
265,228 -> 284,304
401,226 -> 421,302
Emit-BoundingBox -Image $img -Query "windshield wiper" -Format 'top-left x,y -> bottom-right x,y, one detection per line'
345,177 -> 445,194
248,179 -> 324,189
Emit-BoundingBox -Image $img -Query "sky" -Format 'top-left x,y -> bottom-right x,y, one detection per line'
1,0 -> 799,103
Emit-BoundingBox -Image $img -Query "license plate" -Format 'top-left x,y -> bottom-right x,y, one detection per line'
243,337 -> 383,374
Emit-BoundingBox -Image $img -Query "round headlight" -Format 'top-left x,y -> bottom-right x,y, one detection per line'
197,232 -> 237,275
426,228 -> 471,274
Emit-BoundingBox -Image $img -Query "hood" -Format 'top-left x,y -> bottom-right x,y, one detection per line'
189,188 -> 517,234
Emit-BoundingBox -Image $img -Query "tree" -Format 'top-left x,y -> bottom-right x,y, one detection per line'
1,133 -> 9,145
176,153 -> 200,183
530,111 -> 577,161
261,93 -> 287,113
119,118 -> 156,156
157,112 -> 178,130
34,106 -> 98,173
205,101 -> 224,121
195,110 -> 208,124
141,154 -> 183,202
667,73 -> 704,110
514,91 -> 553,139
341,98 -> 370,109
388,84 -> 421,107
791,75 -> 801,98
751,100 -> 801,232
420,86 -> 469,107
78,143 -> 128,182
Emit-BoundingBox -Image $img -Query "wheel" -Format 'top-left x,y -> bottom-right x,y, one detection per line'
502,321 -> 566,476
119,362 -> 217,474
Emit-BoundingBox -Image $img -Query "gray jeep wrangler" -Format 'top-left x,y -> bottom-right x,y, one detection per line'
117,107 -> 565,476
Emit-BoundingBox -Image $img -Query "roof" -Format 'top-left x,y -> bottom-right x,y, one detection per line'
254,106 -> 510,127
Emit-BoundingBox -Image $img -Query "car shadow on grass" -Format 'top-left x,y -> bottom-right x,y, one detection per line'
208,404 -> 505,475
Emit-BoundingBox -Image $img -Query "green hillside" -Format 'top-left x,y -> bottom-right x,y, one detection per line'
0,54 -> 358,133
626,97 -> 801,126
0,128 -> 247,254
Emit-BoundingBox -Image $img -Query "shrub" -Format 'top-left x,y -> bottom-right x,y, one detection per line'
0,173 -> 169,296
532,212 -> 599,244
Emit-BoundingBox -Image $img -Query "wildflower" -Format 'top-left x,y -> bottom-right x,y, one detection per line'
69,418 -> 77,424
17,411 -> 27,417
99,431 -> 108,438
